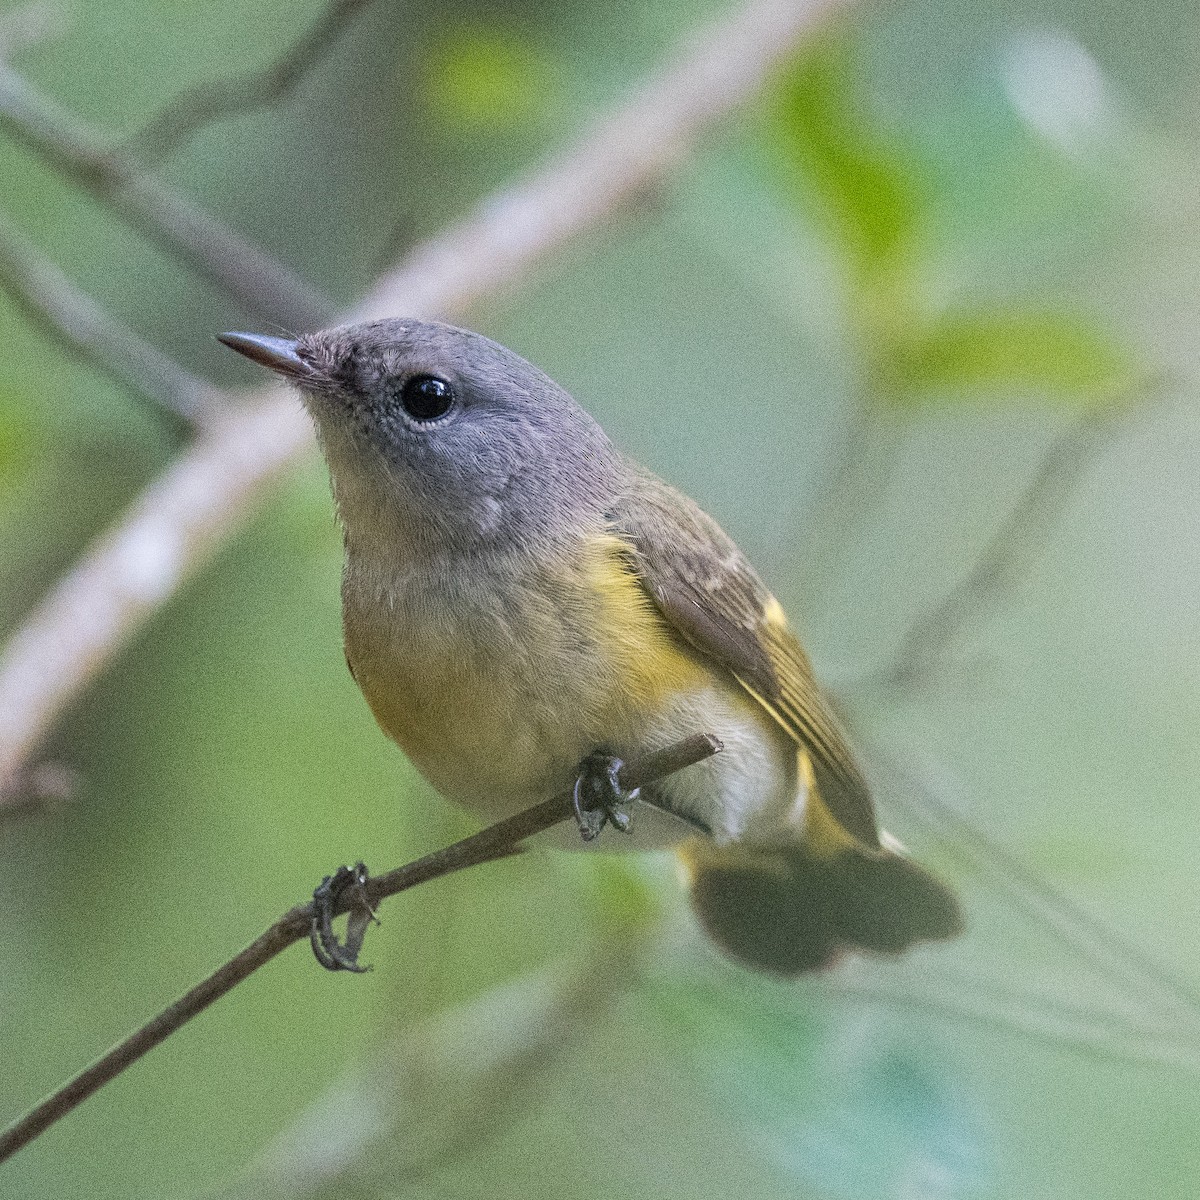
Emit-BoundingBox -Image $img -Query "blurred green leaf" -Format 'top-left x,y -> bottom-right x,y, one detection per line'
890,310 -> 1137,404
584,854 -> 667,931
0,397 -> 33,490
771,29 -> 927,275
422,24 -> 558,134
648,972 -> 989,1199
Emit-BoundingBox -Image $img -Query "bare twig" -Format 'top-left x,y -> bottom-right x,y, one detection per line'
0,760 -> 77,828
222,935 -> 646,1199
119,0 -> 377,165
821,969 -> 1200,1073
0,210 -> 220,429
792,397 -> 901,617
861,734 -> 1200,1034
0,66 -> 332,330
0,734 -> 720,1166
875,392 -> 1149,695
0,0 -> 66,60
0,0 -> 849,797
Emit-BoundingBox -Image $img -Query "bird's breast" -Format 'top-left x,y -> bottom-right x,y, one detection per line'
340,533 -> 720,825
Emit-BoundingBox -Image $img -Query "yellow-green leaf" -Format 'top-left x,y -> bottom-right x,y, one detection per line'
0,401 -> 32,489
771,28 -> 926,273
890,310 -> 1137,405
422,25 -> 556,133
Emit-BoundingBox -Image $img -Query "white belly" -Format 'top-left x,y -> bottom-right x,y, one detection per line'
539,678 -> 802,853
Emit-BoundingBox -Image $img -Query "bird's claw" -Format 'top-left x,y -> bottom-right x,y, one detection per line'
572,752 -> 638,841
309,861 -> 379,973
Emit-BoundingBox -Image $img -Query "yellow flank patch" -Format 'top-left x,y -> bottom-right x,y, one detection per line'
800,749 -> 859,860
762,594 -> 788,629
586,533 -> 709,708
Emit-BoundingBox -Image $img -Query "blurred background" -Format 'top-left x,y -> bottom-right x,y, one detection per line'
2,0 -> 1200,1195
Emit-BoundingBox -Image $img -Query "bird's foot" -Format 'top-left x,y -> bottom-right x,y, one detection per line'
572,752 -> 639,841
309,861 -> 379,972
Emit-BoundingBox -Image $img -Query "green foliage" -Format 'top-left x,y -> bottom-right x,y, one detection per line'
889,309 -> 1137,405
585,854 -> 667,930
421,24 -> 559,134
773,28 -> 925,279
0,394 -> 34,491
649,974 -> 988,1199
770,29 -> 1136,411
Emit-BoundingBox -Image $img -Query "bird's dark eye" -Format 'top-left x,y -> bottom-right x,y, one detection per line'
399,374 -> 455,422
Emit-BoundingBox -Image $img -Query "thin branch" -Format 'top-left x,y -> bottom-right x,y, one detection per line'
379,928 -> 642,1189
874,390 -> 1151,695
0,209 -> 221,429
820,969 -> 1200,1073
0,0 -> 850,797
0,733 -> 722,1166
861,733 -> 1200,1034
0,65 -> 332,331
0,1 -> 66,60
118,0 -> 377,165
791,396 -> 901,618
0,760 -> 76,829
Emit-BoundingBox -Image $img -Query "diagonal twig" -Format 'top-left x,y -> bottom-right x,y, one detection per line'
0,209 -> 221,429
0,0 -> 66,60
0,760 -> 76,829
0,733 -> 721,1166
874,389 -> 1154,696
118,0 -> 378,166
0,63 -> 333,330
820,970 -> 1200,1073
862,732 -> 1200,1034
0,0 -> 851,800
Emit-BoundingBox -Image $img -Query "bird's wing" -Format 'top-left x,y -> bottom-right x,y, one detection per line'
610,470 -> 880,849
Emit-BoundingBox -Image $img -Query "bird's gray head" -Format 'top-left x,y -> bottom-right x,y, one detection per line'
220,319 -> 622,559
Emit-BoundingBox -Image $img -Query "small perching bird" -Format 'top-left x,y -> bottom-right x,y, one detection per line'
220,320 -> 962,974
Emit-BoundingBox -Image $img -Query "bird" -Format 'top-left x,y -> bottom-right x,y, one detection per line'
219,319 -> 962,975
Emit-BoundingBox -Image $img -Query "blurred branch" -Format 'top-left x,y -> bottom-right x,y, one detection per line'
0,0 -> 849,798
229,932 -> 646,1197
119,0 -> 377,165
0,1 -> 66,60
0,734 -> 720,1166
0,209 -> 222,430
822,968 -> 1200,1073
872,387 -> 1155,696
0,62 -> 332,330
860,732 -> 1200,1034
794,396 -> 902,615
0,760 -> 76,829
352,0 -> 849,322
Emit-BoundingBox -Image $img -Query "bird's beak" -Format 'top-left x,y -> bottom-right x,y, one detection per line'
217,332 -> 317,381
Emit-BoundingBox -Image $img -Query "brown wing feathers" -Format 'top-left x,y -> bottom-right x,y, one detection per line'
611,471 -> 880,849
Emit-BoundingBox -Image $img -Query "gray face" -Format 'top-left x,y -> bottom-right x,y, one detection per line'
224,319 -> 623,558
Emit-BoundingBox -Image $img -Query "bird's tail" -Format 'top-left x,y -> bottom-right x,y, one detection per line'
680,836 -> 963,975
